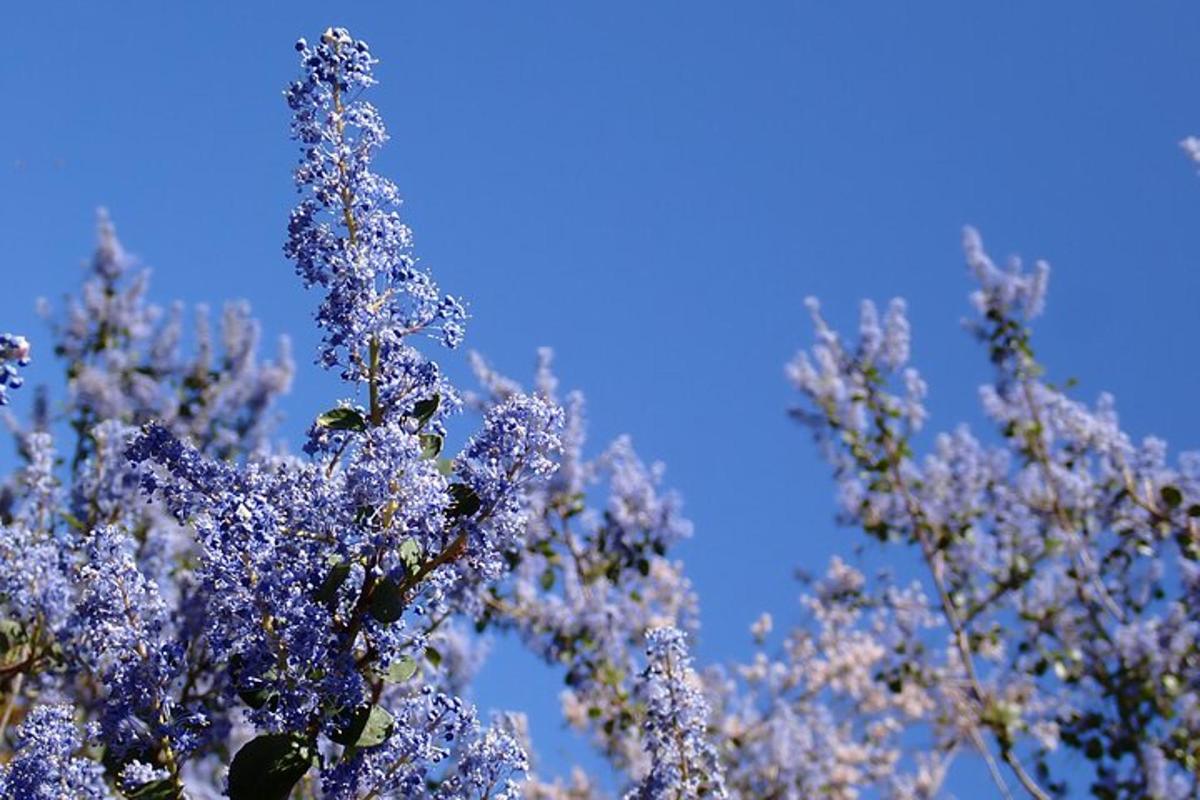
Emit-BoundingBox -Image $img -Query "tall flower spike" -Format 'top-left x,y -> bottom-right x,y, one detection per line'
627,627 -> 726,800
285,27 -> 467,387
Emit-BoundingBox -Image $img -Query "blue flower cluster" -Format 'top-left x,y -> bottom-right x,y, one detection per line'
0,432 -> 73,636
463,350 -> 701,784
626,627 -> 726,800
0,332 -> 30,406
74,527 -> 195,769
113,27 -> 563,796
0,705 -> 113,799
0,26 -> 572,800
43,208 -> 294,463
285,27 -> 467,385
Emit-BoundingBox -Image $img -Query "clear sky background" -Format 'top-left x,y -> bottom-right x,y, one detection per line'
4,1 -> 1200,792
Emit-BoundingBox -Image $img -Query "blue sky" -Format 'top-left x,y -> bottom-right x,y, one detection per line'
4,1 -> 1200,791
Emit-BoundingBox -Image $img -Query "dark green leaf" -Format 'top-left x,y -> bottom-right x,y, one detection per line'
316,560 -> 352,605
228,733 -> 314,800
126,778 -> 179,800
238,685 -> 276,711
316,407 -> 367,432
425,646 -> 442,667
419,433 -> 443,459
411,395 -> 440,429
1161,485 -> 1183,509
540,568 -> 555,591
231,654 -> 274,710
331,704 -> 395,748
369,577 -> 404,624
354,505 -> 375,526
447,483 -> 481,518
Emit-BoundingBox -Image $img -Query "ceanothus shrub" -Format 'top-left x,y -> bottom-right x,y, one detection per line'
0,25 -> 1194,800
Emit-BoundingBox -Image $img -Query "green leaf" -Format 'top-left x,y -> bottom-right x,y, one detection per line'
381,656 -> 419,684
540,568 -> 555,591
316,560 -> 352,605
398,539 -> 423,573
316,407 -> 367,432
0,619 -> 25,655
231,654 -> 278,710
126,778 -> 179,800
561,492 -> 586,519
369,577 -> 404,624
60,511 -> 86,532
435,458 -> 455,476
1188,504 -> 1200,518
419,433 -> 443,459
425,646 -> 442,668
227,733 -> 315,800
357,706 -> 395,748
331,704 -> 395,749
1161,485 -> 1183,509
238,685 -> 276,711
411,395 -> 440,429
447,483 -> 481,518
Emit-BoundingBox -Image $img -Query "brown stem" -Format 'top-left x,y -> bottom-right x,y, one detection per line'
0,673 -> 24,744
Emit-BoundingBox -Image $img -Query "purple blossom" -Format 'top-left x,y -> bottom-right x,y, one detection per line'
284,26 -> 467,384
0,332 -> 30,406
788,228 -> 1200,798
75,526 -> 193,767
0,705 -> 113,799
627,627 -> 726,799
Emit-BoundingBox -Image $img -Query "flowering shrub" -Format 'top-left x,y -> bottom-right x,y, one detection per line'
0,25 -> 1195,800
